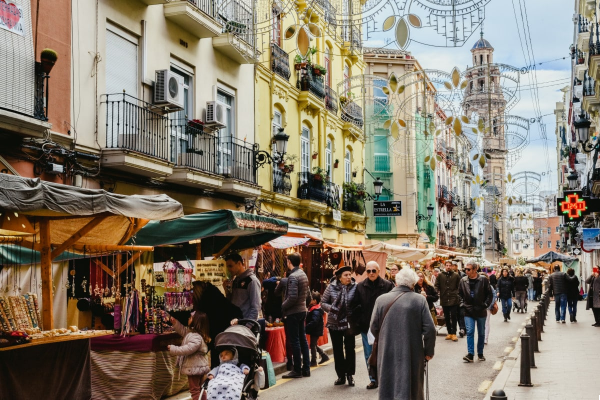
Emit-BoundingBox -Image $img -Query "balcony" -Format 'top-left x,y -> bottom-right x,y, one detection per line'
325,85 -> 338,114
342,184 -> 366,215
102,93 -> 173,177
437,185 -> 449,204
270,43 -> 290,80
297,172 -> 340,210
213,0 -> 257,63
273,169 -> 292,196
374,154 -> 390,172
340,24 -> 361,61
300,68 -> 325,99
0,61 -> 52,137
466,198 -> 476,214
449,235 -> 457,248
219,137 -> 260,196
341,101 -> 364,128
164,0 -> 222,39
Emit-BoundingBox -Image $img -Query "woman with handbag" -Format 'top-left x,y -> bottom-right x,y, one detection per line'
415,271 -> 439,324
321,265 -> 358,386
586,267 -> 600,326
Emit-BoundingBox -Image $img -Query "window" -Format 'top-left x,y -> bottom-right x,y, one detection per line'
548,241 -> 551,248
169,65 -> 193,163
375,194 -> 392,233
272,111 -> 283,162
325,47 -> 331,87
547,227 -> 551,235
343,64 -> 350,94
325,139 -> 332,181
556,226 -> 559,233
217,89 -> 235,174
301,126 -> 310,181
345,150 -> 351,183
515,243 -> 520,251
271,7 -> 281,46
374,134 -> 389,172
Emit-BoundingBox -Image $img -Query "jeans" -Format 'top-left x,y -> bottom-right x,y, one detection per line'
527,288 -> 535,301
285,312 -> 310,373
360,332 -> 375,382
567,299 -> 578,319
554,293 -> 567,321
330,329 -> 356,378
442,305 -> 459,334
309,334 -> 325,361
501,298 -> 512,316
464,316 -> 486,356
515,291 -> 527,310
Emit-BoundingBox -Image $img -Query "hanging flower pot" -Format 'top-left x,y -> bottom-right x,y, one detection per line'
352,171 -> 357,177
313,173 -> 322,181
334,159 -> 339,168
278,162 -> 285,169
295,63 -> 302,71
312,152 -> 318,160
40,48 -> 58,74
283,167 -> 291,173
288,164 -> 295,172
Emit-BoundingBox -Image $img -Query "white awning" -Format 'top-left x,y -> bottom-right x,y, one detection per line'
287,224 -> 323,240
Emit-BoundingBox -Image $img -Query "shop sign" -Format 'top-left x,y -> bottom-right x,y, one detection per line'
373,201 -> 402,217
332,209 -> 341,221
0,1 -> 24,36
582,228 -> 600,250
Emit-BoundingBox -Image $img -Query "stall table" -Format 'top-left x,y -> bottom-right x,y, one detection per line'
90,333 -> 188,400
0,332 -> 111,400
264,326 -> 286,363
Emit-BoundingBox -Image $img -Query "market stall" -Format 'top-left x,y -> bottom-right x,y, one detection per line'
0,173 -> 183,399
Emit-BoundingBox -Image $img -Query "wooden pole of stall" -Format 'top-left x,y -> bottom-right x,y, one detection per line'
39,219 -> 53,330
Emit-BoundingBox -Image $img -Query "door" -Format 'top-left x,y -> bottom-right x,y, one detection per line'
217,90 -> 234,175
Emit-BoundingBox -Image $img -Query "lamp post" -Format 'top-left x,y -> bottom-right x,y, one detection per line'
254,128 -> 289,170
575,110 -> 591,143
566,170 -> 579,190
416,203 -> 434,224
373,177 -> 384,200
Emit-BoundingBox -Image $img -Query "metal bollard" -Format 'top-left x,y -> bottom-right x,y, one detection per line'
490,389 -> 508,400
531,313 -> 542,345
537,305 -> 545,329
525,324 -> 537,367
518,334 -> 533,387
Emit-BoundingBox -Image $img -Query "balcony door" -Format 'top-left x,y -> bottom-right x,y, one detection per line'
325,139 -> 332,181
169,65 -> 193,165
300,126 -> 310,183
105,26 -> 138,149
217,89 -> 234,176
345,150 -> 351,183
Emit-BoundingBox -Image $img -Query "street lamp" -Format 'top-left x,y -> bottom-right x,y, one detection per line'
467,224 -> 473,235
254,128 -> 290,170
416,203 -> 435,224
479,230 -> 483,238
451,215 -> 457,229
575,111 -> 591,143
567,170 -> 579,190
427,204 -> 434,218
373,177 -> 384,200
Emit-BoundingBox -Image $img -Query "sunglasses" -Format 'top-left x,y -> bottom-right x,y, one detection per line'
464,268 -> 472,271
367,269 -> 378,273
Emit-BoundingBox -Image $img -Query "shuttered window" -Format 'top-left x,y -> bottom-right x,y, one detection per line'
0,0 -> 35,116
106,29 -> 138,97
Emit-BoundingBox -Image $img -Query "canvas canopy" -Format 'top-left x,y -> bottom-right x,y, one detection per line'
365,242 -> 431,262
526,251 -> 578,265
131,210 -> 288,253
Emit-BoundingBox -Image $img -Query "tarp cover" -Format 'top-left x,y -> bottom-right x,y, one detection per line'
365,242 -> 431,261
130,210 -> 288,252
0,173 -> 183,246
525,251 -> 578,264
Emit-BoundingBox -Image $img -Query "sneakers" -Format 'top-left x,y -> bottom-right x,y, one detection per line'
463,353 -> 474,363
478,355 -> 486,361
445,334 -> 453,340
459,329 -> 465,338
561,320 -> 566,324
319,354 -> 330,364
366,382 -> 378,390
452,334 -> 458,342
282,371 -> 303,379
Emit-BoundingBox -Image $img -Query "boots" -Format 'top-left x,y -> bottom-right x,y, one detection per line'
319,354 -> 330,364
504,313 -> 508,322
310,358 -> 318,367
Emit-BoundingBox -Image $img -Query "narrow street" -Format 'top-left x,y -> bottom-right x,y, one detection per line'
260,304 -> 531,400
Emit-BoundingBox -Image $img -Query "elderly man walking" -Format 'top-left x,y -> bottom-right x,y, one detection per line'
458,259 -> 493,362
370,268 -> 436,400
350,261 -> 393,389
435,260 -> 461,341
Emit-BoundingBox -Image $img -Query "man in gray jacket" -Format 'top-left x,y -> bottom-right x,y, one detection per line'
224,253 -> 261,320
549,265 -> 570,323
280,252 -> 311,379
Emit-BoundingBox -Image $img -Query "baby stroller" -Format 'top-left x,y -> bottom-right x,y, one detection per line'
512,297 -> 527,313
202,319 -> 263,400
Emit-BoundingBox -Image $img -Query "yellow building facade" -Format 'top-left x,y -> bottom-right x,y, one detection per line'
254,2 -> 366,244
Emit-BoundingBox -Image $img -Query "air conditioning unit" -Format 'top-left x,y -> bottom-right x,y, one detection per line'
154,70 -> 184,109
206,101 -> 227,128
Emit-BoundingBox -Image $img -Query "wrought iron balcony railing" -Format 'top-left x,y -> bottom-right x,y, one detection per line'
273,168 -> 292,195
297,172 -> 340,208
220,136 -> 257,183
325,85 -> 338,113
104,93 -> 170,161
188,0 -> 216,18
0,61 -> 48,121
374,154 -> 390,172
300,68 -> 325,100
343,186 -> 366,214
218,0 -> 254,45
584,70 -> 596,96
341,101 -> 363,127
579,14 -> 590,34
470,236 -> 478,248
438,233 -> 447,246
271,43 -> 291,80
449,235 -> 457,248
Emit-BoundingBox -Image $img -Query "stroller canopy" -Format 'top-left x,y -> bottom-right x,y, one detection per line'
214,325 -> 258,351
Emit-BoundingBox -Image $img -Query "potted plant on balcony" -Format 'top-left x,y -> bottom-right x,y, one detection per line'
334,159 -> 339,168
294,55 -> 306,70
312,166 -> 327,182
312,151 -> 318,160
352,168 -> 358,178
284,154 -> 298,172
306,46 -> 318,65
40,48 -> 58,74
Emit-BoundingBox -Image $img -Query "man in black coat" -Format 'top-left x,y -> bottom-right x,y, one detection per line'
350,261 -> 393,389
458,259 -> 493,363
549,265 -> 571,323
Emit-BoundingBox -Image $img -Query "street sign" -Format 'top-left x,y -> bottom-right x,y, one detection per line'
373,201 -> 402,217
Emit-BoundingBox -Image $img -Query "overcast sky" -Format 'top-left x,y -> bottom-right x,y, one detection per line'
364,0 -> 574,194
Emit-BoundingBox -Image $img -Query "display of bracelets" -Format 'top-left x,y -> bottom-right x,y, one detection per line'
164,291 -> 192,312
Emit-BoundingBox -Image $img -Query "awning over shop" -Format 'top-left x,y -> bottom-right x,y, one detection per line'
267,236 -> 310,249
365,242 -> 431,261
131,210 -> 288,253
286,224 -> 323,240
526,251 -> 578,265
